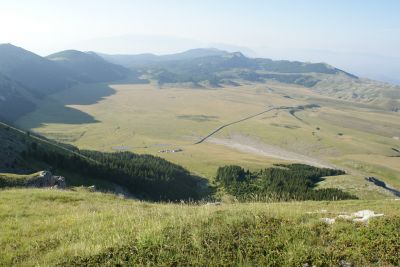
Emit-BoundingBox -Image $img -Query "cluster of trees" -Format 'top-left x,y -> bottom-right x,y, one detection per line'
238,72 -> 319,87
24,144 -> 201,201
216,164 -> 356,201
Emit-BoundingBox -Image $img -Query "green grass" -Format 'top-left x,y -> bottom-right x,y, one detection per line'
0,188 -> 399,266
0,172 -> 41,187
15,82 -> 400,196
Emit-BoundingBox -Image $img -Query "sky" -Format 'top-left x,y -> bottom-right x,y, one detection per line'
0,0 -> 399,82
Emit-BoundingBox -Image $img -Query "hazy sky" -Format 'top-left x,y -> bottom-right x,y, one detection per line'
1,0 -> 399,57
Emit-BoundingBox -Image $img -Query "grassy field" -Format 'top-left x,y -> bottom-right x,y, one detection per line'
1,188 -> 399,266
16,82 -> 400,197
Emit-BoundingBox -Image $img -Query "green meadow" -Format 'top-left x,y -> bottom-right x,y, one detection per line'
16,82 -> 400,197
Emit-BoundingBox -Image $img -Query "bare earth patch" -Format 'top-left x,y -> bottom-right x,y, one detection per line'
208,134 -> 332,168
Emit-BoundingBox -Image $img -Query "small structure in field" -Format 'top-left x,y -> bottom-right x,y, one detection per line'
112,146 -> 130,151
158,148 -> 183,153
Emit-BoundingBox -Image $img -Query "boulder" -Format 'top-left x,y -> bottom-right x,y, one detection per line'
26,171 -> 66,189
88,185 -> 96,192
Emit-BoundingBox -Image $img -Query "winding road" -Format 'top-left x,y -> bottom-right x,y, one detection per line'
193,106 -> 290,144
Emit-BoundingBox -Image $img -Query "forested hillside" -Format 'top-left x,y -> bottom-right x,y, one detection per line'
216,164 -> 356,201
0,122 -> 203,201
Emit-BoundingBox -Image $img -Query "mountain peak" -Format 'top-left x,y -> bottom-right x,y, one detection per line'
0,43 -> 40,59
0,43 -> 19,48
47,49 -> 128,83
228,51 -> 245,58
162,48 -> 229,60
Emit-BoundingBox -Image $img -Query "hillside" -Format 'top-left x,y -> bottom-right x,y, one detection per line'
0,73 -> 36,122
0,44 -> 135,122
47,50 -> 129,83
0,44 -> 77,96
0,122 -> 205,200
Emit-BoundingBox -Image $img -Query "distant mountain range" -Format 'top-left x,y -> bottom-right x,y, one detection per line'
100,48 -> 355,88
0,43 -> 399,122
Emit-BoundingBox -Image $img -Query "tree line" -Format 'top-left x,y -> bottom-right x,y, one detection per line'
216,164 -> 356,201
24,143 -> 201,201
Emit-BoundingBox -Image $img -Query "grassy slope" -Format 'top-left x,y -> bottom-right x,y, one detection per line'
15,82 -> 400,197
1,188 -> 399,266
0,172 -> 41,186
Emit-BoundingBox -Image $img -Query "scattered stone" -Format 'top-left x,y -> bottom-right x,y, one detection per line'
88,185 -> 96,192
205,202 -> 221,206
339,259 -> 353,267
321,210 -> 384,224
27,171 -> 66,189
306,209 -> 328,214
321,218 -> 335,224
352,210 -> 383,223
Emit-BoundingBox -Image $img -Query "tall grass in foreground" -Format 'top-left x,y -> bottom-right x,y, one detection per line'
0,188 -> 399,266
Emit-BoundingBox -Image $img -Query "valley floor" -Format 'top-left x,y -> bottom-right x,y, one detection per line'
1,188 -> 399,266
15,82 -> 400,198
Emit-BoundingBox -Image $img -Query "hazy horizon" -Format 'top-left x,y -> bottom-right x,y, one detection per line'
1,0 -> 400,84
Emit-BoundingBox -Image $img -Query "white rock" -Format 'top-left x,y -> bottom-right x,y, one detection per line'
352,210 -> 383,223
321,218 -> 336,224
205,202 -> 221,206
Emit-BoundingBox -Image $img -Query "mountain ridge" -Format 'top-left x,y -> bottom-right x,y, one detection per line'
47,49 -> 129,83
0,44 -> 78,96
0,43 -> 399,124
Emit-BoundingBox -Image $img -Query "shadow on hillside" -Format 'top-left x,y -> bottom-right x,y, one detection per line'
365,176 -> 400,197
42,105 -> 100,125
56,83 -> 116,106
22,83 -> 116,128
